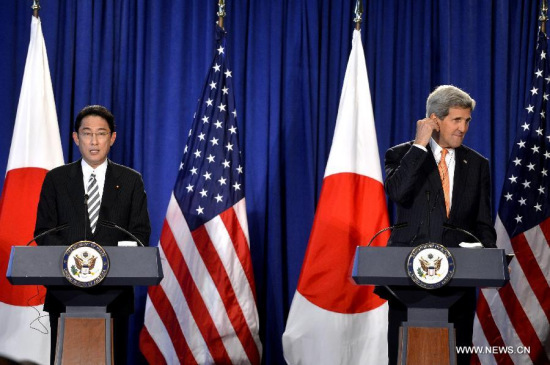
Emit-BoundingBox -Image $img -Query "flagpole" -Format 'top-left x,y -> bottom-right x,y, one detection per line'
354,0 -> 363,31
540,0 -> 548,35
217,0 -> 226,29
32,0 -> 40,18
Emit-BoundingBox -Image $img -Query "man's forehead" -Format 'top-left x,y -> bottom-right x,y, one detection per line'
79,115 -> 110,129
447,107 -> 471,116
80,126 -> 109,130
448,106 -> 471,112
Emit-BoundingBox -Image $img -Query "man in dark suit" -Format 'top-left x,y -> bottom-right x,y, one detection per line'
383,85 -> 496,364
34,105 -> 151,364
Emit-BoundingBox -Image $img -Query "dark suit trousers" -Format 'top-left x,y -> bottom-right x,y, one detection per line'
49,313 -> 129,365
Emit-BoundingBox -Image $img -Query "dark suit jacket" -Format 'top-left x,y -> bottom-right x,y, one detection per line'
384,141 -> 496,248
34,159 -> 151,314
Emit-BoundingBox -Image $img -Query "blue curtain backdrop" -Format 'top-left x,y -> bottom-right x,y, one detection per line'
0,0 -> 540,363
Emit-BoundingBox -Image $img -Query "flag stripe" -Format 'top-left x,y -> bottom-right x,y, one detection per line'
140,323 -> 169,365
146,284 -> 197,364
164,198 -> 235,361
166,196 -> 244,362
232,197 -> 251,245
541,217 -> 550,246
481,270 -> 539,365
474,292 -> 514,365
192,224 -> 260,364
212,207 -> 263,357
150,240 -> 213,364
510,233 -> 550,321
167,195 -> 252,363
523,224 -> 550,286
507,254 -> 549,347
469,319 -> 496,365
499,283 -> 548,363
161,219 -> 232,363
219,206 -> 257,299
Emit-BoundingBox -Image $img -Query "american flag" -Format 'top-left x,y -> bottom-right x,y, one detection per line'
472,31 -> 550,364
140,25 -> 262,364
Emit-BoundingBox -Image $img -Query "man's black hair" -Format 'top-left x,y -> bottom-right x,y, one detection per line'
74,105 -> 116,132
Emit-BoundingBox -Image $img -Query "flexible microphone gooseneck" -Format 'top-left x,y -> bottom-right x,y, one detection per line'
428,189 -> 441,243
366,223 -> 408,247
442,223 -> 485,247
98,220 -> 145,247
25,223 -> 70,246
84,194 -> 89,241
408,189 -> 440,245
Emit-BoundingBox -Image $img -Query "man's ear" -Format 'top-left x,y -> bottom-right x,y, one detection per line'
72,132 -> 79,146
110,131 -> 117,146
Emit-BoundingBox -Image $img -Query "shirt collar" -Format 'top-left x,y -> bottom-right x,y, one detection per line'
429,138 -> 455,160
81,159 -> 108,177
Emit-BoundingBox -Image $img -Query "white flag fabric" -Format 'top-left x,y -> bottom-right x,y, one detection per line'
282,29 -> 390,365
0,16 -> 64,364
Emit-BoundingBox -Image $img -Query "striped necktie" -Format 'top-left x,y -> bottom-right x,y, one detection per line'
438,148 -> 450,217
87,173 -> 100,233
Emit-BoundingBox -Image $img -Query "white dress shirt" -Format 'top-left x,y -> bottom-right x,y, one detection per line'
413,138 -> 456,209
81,159 -> 108,200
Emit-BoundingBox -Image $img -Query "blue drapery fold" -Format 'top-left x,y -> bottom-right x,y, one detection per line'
0,1 -> 540,363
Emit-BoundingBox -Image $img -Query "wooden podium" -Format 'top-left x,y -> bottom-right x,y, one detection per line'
352,246 -> 509,365
7,246 -> 163,365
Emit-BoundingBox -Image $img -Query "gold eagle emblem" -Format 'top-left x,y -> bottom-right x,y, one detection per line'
74,251 -> 98,271
419,256 -> 442,275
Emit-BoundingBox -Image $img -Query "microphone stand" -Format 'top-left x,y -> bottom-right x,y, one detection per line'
25,224 -> 70,246
84,194 -> 89,241
98,220 -> 145,247
426,191 -> 431,243
366,223 -> 408,247
442,223 -> 485,247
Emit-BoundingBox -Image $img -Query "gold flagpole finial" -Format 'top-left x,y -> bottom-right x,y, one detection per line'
217,0 -> 226,29
32,0 -> 40,18
540,0 -> 548,35
354,0 -> 363,31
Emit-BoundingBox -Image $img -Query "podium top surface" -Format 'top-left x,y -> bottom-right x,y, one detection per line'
7,246 -> 163,286
352,246 -> 509,288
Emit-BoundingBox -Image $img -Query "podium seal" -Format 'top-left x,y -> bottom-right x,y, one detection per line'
406,242 -> 455,289
62,241 -> 109,288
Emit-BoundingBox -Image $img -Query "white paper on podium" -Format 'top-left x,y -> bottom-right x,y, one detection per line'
118,241 -> 137,247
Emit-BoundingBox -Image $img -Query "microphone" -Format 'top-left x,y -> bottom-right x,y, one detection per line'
25,223 -> 70,246
366,223 -> 408,247
426,191 -> 431,243
409,190 -> 440,245
98,220 -> 145,247
442,223 -> 485,247
84,193 -> 89,241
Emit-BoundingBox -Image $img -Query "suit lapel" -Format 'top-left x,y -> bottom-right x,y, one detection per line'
67,161 -> 86,220
100,160 -> 120,224
65,160 -> 91,237
450,146 -> 470,220
424,146 -> 447,218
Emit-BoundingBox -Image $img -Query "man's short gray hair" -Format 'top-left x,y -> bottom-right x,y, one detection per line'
426,85 -> 476,118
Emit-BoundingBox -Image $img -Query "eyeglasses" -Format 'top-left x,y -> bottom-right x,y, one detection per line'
79,131 -> 111,141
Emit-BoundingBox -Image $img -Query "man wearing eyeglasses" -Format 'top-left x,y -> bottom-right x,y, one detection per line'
34,105 -> 151,364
